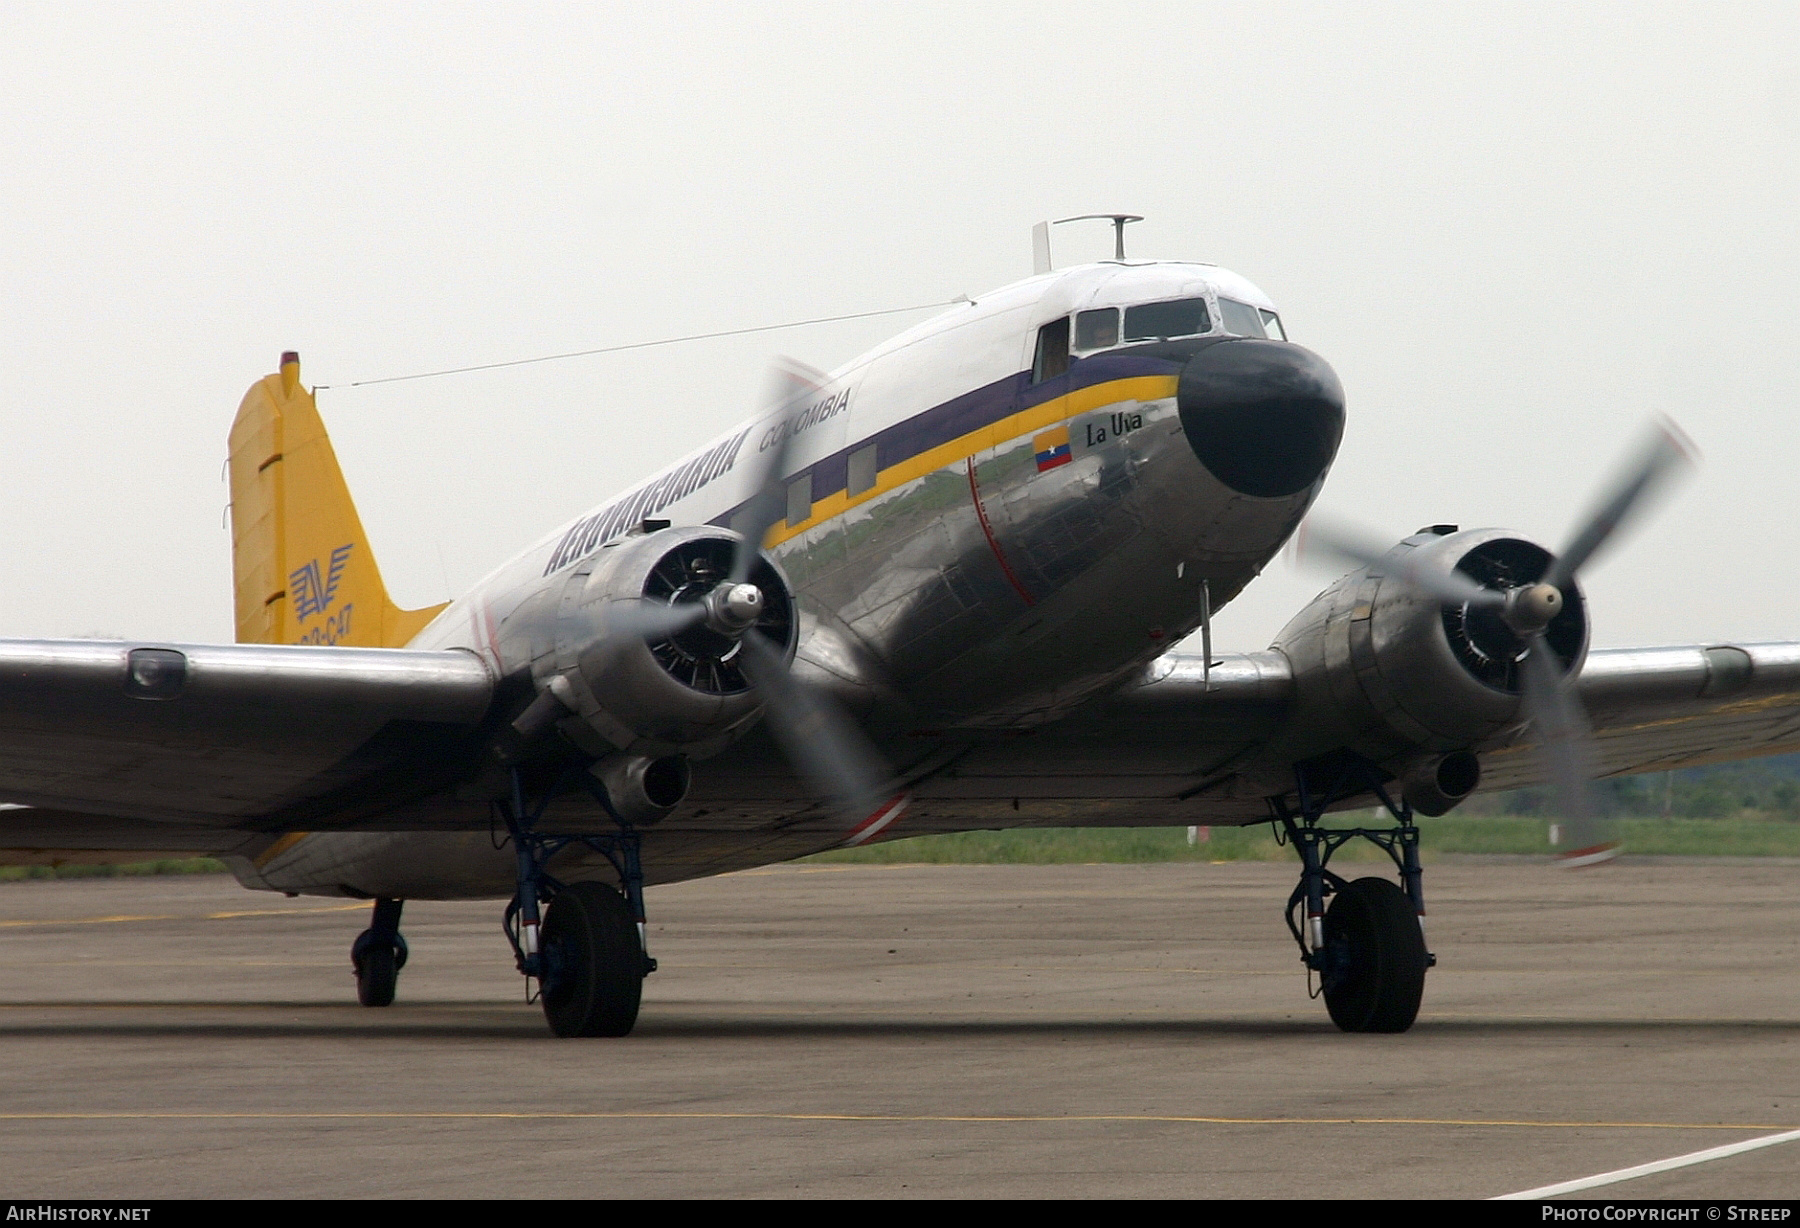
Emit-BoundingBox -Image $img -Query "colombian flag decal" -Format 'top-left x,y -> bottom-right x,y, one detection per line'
1033,426 -> 1072,472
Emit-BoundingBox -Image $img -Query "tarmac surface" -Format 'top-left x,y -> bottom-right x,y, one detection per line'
0,858 -> 1795,1199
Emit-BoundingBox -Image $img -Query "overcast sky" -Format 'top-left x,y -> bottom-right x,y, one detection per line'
3,2 -> 1796,653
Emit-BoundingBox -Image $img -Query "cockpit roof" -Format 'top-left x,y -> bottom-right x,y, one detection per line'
828,260 -> 1281,384
871,261 -> 1275,351
1029,260 -> 1277,323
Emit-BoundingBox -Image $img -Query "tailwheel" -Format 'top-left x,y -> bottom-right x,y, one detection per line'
540,881 -> 645,1038
355,943 -> 399,1008
350,897 -> 407,1008
1320,877 -> 1428,1033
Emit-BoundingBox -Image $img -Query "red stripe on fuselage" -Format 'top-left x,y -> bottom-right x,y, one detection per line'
965,456 -> 1036,607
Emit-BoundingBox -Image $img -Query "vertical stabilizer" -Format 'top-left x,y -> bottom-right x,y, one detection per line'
228,353 -> 447,646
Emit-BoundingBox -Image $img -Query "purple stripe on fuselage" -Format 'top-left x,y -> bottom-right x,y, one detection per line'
711,349 -> 1184,533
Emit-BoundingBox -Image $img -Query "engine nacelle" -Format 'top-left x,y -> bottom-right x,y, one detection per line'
539,525 -> 797,760
1268,527 -> 1589,792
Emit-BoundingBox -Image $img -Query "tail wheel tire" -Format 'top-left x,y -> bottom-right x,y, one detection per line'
540,880 -> 644,1038
1321,876 -> 1428,1033
355,944 -> 398,1008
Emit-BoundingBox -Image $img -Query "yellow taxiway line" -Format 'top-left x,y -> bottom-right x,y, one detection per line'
0,1112 -> 1790,1131
0,902 -> 365,928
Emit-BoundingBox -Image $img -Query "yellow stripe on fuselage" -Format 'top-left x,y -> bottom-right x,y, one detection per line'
764,374 -> 1178,548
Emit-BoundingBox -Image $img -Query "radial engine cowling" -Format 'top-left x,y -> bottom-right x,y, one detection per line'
1269,527 -> 1589,806
540,525 -> 797,760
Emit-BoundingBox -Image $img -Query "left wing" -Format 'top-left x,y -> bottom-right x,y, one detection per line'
900,640 -> 1800,827
1479,641 -> 1800,790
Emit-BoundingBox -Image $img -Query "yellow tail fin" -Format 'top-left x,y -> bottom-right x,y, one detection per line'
228,352 -> 447,647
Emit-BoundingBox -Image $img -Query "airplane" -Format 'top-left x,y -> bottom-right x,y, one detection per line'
3,215 -> 1794,1039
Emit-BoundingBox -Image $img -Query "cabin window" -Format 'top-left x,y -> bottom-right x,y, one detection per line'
1074,308 -> 1120,351
786,473 -> 812,528
1260,308 -> 1287,340
1122,297 -> 1210,341
847,444 -> 878,497
1032,317 -> 1070,383
1220,297 -> 1274,338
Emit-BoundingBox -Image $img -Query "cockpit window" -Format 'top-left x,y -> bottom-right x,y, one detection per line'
1074,308 -> 1119,351
1220,297 -> 1285,340
1031,316 -> 1070,383
1123,297 -> 1210,342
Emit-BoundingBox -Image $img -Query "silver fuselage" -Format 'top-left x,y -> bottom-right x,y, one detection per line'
238,260 -> 1345,898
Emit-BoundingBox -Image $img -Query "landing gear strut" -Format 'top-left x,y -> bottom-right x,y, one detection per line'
499,766 -> 656,1037
351,897 -> 407,1007
1273,756 -> 1434,1033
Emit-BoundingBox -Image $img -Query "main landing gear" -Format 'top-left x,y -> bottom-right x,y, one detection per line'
499,765 -> 656,1037
1273,756 -> 1434,1033
351,897 -> 408,1007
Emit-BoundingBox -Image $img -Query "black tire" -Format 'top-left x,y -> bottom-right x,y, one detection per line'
356,942 -> 398,1008
1320,876 -> 1428,1033
540,880 -> 644,1038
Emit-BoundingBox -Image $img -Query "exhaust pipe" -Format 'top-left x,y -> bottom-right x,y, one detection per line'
1399,750 -> 1480,817
590,753 -> 691,826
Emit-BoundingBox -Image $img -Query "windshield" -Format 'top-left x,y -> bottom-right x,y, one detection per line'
1123,297 -> 1210,342
1220,298 -> 1286,340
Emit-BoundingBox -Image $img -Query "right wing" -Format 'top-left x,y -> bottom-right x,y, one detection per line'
0,639 -> 494,829
0,806 -> 273,866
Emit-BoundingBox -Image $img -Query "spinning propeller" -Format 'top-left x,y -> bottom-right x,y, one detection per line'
620,359 -> 900,835
1301,418 -> 1696,864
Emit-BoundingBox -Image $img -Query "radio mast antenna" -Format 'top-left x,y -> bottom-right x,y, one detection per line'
1032,214 -> 1145,273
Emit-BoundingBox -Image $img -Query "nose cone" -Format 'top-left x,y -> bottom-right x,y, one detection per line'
1177,339 -> 1345,498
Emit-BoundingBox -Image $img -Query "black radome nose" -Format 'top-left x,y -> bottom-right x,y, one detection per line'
1177,339 -> 1345,498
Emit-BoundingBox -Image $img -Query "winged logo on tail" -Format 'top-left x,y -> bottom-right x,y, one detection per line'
290,544 -> 353,623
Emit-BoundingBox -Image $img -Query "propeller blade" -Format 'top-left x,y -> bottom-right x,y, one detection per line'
738,631 -> 900,835
606,598 -> 709,641
1517,629 -> 1618,866
1299,516 -> 1502,610
1293,516 -> 1390,572
1544,417 -> 1696,591
727,357 -> 829,585
677,357 -> 906,842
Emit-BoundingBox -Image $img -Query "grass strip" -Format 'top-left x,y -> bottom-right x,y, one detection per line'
6,814 -> 1800,880
0,857 -> 227,882
805,814 -> 1800,864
